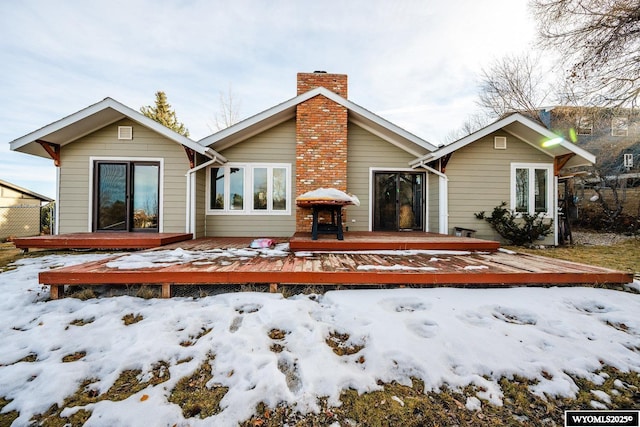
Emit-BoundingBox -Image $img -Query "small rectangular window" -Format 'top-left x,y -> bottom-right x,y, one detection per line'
624,153 -> 634,168
612,117 -> 629,137
577,116 -> 593,135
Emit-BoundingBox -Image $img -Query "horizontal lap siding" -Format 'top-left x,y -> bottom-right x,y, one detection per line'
58,119 -> 190,233
446,132 -> 554,243
347,124 -> 418,231
205,120 -> 297,237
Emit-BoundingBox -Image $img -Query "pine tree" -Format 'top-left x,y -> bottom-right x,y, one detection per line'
140,91 -> 190,137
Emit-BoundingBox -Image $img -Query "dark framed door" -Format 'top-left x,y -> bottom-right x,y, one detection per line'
373,171 -> 424,231
94,161 -> 160,232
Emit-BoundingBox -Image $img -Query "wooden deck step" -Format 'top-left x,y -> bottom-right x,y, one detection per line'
289,231 -> 501,252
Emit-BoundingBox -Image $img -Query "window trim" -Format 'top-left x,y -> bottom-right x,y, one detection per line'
510,163 -> 554,217
577,115 -> 593,136
611,116 -> 629,137
205,163 -> 291,215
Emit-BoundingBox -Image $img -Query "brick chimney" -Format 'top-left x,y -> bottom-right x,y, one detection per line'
295,72 -> 349,232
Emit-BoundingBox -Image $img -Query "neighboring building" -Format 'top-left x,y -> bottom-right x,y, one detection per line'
539,106 -> 640,174
9,72 -> 595,245
0,179 -> 53,240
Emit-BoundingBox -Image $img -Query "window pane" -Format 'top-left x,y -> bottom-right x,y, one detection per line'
534,169 -> 547,213
229,167 -> 244,210
515,168 -> 529,213
272,168 -> 287,210
253,167 -> 268,210
211,168 -> 225,210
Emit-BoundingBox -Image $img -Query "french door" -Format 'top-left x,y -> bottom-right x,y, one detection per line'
373,172 -> 424,231
94,161 -> 160,232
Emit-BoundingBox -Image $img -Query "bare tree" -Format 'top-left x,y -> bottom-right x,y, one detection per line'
212,84 -> 242,131
443,112 -> 490,144
477,53 -> 551,119
531,0 -> 640,107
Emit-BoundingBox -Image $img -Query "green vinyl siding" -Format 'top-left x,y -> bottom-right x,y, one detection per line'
445,132 -> 554,244
204,119 -> 297,237
347,124 -> 420,231
57,118 -> 190,234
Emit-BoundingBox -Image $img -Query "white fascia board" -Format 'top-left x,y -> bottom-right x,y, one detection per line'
319,89 -> 439,152
199,87 -> 438,155
198,90 -> 323,148
10,97 -> 222,160
411,113 -> 596,166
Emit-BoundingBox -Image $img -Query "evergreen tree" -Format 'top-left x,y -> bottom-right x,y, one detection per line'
140,91 -> 190,137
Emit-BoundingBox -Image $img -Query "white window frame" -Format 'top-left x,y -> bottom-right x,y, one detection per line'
612,116 -> 629,137
206,163 -> 291,215
510,163 -> 554,217
577,116 -> 593,135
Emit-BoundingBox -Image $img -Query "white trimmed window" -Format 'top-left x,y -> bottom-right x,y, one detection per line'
510,163 -> 554,216
577,116 -> 593,135
206,163 -> 291,214
612,117 -> 629,137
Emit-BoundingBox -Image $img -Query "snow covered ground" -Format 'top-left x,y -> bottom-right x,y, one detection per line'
0,251 -> 639,426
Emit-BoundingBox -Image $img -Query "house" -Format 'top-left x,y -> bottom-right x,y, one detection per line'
9,72 -> 596,245
0,179 -> 53,240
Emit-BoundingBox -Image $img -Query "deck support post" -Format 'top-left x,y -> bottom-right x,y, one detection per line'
49,285 -> 63,300
269,283 -> 278,293
161,283 -> 171,298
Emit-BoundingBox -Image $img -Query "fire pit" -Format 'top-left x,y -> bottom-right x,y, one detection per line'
296,188 -> 360,240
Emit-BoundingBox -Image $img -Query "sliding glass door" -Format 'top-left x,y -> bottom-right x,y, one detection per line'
94,161 -> 159,232
373,172 -> 425,231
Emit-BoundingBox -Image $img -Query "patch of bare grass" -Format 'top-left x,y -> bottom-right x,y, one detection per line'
241,368 -> 640,426
31,362 -> 170,425
168,357 -> 228,419
325,331 -> 364,356
122,313 -> 143,325
0,396 -> 19,426
509,238 -> 640,277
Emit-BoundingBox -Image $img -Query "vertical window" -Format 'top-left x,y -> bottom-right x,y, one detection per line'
511,164 -> 553,216
534,168 -> 548,213
515,168 -> 529,213
210,167 -> 225,210
229,167 -> 244,210
273,167 -> 287,211
253,167 -> 268,210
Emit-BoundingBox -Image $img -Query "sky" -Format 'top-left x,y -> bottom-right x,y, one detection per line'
0,0 -> 537,199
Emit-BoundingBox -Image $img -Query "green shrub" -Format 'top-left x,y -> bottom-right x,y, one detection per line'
475,202 -> 553,246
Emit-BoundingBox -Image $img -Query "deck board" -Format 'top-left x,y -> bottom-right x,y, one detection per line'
38,237 -> 634,299
12,232 -> 193,250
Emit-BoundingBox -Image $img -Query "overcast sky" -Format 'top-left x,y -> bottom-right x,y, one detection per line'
1,0 -> 537,198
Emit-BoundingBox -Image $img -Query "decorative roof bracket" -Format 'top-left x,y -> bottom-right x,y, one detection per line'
36,140 -> 61,166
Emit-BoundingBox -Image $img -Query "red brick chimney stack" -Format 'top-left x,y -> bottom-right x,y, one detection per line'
295,72 -> 349,232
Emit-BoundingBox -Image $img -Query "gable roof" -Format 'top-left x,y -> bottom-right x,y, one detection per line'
0,179 -> 53,202
9,97 -> 224,161
199,87 -> 438,157
410,113 -> 596,169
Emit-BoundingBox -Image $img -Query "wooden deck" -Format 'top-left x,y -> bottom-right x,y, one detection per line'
38,237 -> 634,299
12,232 -> 193,250
290,231 -> 500,251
